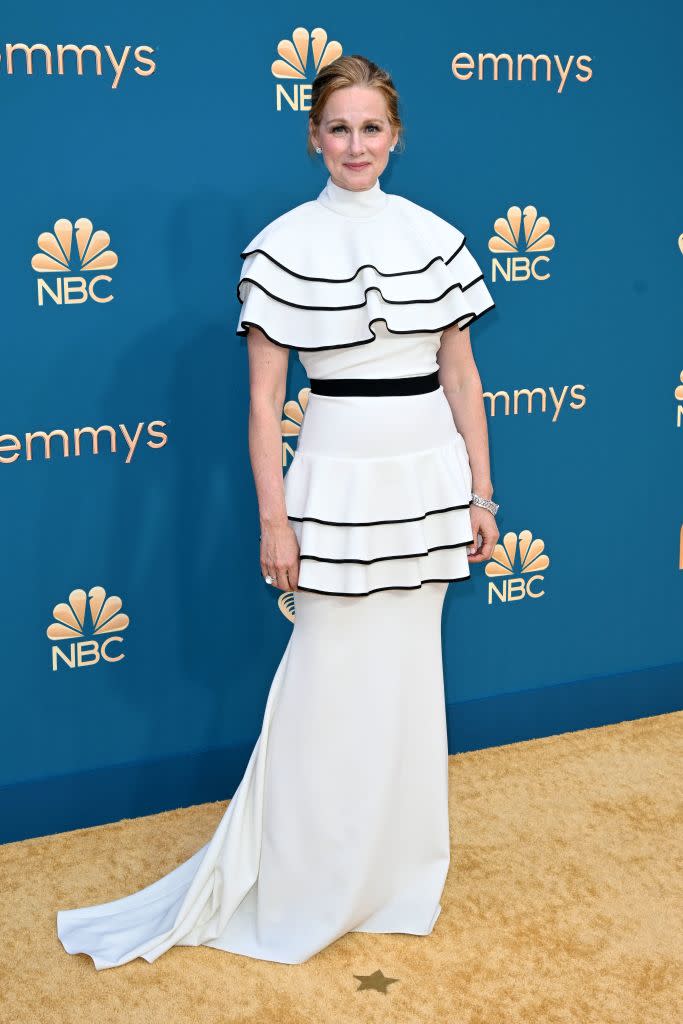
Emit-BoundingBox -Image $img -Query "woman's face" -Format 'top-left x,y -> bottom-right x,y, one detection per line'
310,85 -> 398,192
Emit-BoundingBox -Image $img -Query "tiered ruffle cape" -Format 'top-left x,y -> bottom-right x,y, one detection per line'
236,192 -> 495,350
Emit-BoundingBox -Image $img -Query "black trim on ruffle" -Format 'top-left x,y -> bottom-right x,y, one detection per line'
298,538 -> 475,565
236,271 -> 487,314
236,302 -> 495,351
294,574 -> 471,597
287,501 -> 472,527
239,239 -> 470,283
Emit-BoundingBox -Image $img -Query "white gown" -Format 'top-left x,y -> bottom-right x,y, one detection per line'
56,174 -> 495,968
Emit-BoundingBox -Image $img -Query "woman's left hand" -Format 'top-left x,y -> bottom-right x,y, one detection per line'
467,505 -> 499,562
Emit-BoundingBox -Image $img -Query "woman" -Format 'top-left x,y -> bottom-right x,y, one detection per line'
56,54 -> 499,969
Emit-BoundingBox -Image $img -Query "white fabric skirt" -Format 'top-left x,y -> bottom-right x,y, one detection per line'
284,384 -> 474,595
56,384 -> 473,968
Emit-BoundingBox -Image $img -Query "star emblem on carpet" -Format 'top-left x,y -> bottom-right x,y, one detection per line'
353,968 -> 400,993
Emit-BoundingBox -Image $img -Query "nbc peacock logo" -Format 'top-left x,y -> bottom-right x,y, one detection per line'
278,591 -> 296,622
488,206 -> 555,284
46,586 -> 129,671
272,27 -> 342,112
31,217 -> 118,306
281,386 -> 310,466
674,370 -> 683,428
484,529 -> 551,602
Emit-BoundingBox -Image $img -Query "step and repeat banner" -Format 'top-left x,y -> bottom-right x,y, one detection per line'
2,3 -> 681,841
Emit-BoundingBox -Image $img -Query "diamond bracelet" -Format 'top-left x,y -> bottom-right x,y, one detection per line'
471,492 -> 499,517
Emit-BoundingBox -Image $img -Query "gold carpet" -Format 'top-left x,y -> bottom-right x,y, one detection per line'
2,711 -> 681,1024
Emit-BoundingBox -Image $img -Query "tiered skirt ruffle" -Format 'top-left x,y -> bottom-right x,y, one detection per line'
284,385 -> 475,596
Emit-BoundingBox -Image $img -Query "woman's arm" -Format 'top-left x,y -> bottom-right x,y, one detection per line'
437,321 -> 492,498
437,321 -> 499,561
246,327 -> 300,591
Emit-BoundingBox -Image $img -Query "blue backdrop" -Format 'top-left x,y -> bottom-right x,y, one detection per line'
2,1 -> 681,842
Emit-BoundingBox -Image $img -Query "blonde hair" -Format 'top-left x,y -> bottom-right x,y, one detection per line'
307,54 -> 405,158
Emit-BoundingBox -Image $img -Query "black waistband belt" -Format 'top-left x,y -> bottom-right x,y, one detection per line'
309,370 -> 440,397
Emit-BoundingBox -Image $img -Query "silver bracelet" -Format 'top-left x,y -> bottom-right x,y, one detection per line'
471,492 -> 499,517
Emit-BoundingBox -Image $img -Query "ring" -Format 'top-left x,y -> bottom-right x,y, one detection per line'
264,575 -> 274,585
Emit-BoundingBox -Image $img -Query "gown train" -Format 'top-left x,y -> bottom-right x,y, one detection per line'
57,581 -> 451,968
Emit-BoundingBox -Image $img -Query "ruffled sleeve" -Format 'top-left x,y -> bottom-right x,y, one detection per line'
235,196 -> 495,351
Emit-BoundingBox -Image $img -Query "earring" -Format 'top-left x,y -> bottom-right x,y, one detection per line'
390,145 -> 395,152
315,146 -> 322,154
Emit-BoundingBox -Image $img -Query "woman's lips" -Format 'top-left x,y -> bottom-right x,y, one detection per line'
345,162 -> 370,169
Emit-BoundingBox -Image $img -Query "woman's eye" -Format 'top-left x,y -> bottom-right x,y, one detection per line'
331,125 -> 380,133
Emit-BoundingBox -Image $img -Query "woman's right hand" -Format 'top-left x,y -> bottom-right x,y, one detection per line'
260,522 -> 301,592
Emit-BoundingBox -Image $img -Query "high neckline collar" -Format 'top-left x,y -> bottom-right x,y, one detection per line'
316,174 -> 388,218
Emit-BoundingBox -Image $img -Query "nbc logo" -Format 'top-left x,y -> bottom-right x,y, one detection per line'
281,386 -> 310,466
484,530 -> 550,602
272,27 -> 342,111
278,591 -> 297,622
31,218 -> 118,306
675,371 -> 683,428
488,205 -> 555,283
46,586 -> 129,671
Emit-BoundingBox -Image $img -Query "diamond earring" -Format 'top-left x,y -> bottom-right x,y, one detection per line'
315,146 -> 322,154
